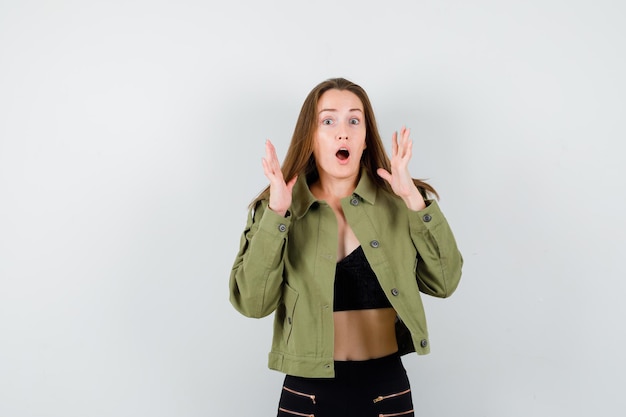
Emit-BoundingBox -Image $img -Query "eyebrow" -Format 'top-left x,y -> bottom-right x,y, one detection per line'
318,108 -> 364,114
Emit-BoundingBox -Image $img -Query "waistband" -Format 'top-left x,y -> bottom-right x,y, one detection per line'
333,351 -> 403,381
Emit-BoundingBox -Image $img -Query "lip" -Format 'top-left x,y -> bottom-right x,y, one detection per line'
335,146 -> 351,165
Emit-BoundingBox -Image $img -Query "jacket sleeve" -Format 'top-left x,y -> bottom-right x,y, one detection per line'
408,200 -> 463,298
229,200 -> 291,318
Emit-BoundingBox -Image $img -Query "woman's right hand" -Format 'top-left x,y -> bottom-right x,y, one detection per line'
262,140 -> 298,217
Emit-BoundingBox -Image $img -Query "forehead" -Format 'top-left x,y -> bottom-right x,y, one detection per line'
317,89 -> 364,112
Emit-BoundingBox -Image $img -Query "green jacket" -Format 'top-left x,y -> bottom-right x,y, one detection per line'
229,171 -> 463,378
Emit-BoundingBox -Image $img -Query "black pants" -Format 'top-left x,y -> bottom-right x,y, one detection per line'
277,352 -> 414,417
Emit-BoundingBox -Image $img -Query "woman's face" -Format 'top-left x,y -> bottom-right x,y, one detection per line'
313,89 -> 367,182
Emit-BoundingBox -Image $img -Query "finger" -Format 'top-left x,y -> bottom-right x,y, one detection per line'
397,128 -> 405,158
272,145 -> 280,167
405,138 -> 413,161
391,131 -> 398,156
402,137 -> 412,160
267,140 -> 278,166
263,157 -> 279,179
265,140 -> 275,168
266,140 -> 279,164
262,157 -> 272,178
399,127 -> 410,158
266,139 -> 285,180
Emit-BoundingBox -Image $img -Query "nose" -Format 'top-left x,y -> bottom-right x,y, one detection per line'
336,123 -> 349,140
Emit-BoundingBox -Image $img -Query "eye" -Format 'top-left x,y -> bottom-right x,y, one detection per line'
349,118 -> 360,125
322,118 -> 333,125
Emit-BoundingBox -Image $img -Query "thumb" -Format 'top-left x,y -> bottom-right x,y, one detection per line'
377,168 -> 391,183
286,175 -> 298,192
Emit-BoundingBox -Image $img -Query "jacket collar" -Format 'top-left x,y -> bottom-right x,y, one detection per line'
291,168 -> 378,219
290,175 -> 317,219
352,168 -> 378,205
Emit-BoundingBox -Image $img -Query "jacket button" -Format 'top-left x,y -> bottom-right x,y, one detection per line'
370,240 -> 379,248
423,214 -> 432,222
278,223 -> 287,232
391,288 -> 399,296
324,364 -> 331,369
287,317 -> 292,325
350,197 -> 359,206
420,339 -> 428,348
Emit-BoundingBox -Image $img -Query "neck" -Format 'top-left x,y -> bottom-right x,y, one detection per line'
312,171 -> 360,202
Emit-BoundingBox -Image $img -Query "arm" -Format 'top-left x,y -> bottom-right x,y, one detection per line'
408,200 -> 463,298
230,139 -> 297,317
377,126 -> 462,297
229,200 -> 291,318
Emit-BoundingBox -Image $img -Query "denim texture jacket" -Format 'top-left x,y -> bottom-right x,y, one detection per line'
229,171 -> 463,378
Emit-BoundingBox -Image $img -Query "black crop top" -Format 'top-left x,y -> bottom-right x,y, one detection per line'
333,246 -> 392,312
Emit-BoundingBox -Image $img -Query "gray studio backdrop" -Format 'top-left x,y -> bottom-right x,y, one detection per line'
1,1 -> 625,416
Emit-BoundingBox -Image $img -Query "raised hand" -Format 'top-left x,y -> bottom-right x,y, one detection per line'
262,140 -> 298,217
376,127 -> 426,211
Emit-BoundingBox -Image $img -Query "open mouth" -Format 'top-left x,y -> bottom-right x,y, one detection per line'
336,148 -> 350,161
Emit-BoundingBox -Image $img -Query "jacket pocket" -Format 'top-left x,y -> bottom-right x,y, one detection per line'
282,386 -> 316,404
373,388 -> 411,404
282,283 -> 299,344
373,388 -> 413,417
378,411 -> 414,417
278,407 -> 314,417
278,382 -> 316,417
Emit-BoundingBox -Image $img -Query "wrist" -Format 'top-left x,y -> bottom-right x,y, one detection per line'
268,204 -> 289,218
402,190 -> 426,211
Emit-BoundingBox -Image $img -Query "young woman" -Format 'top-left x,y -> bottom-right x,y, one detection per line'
230,78 -> 463,417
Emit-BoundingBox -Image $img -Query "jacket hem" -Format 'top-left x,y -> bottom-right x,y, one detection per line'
268,351 -> 336,378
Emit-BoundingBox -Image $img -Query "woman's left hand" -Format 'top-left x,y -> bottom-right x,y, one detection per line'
377,126 -> 426,211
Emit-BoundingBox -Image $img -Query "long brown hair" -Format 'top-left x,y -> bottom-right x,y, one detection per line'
250,78 -> 437,207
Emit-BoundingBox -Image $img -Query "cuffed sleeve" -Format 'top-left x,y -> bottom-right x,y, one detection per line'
408,200 -> 463,298
229,200 -> 291,318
